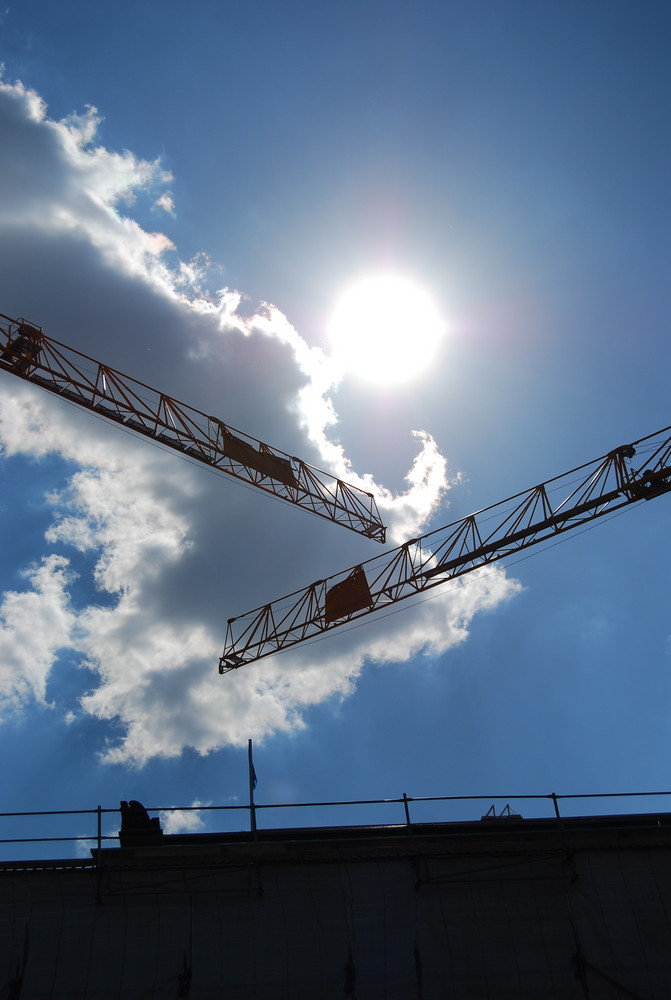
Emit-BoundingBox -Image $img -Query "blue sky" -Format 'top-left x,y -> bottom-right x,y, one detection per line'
0,1 -> 669,852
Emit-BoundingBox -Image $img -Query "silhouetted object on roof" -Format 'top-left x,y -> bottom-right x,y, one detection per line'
119,800 -> 163,847
481,803 -> 522,821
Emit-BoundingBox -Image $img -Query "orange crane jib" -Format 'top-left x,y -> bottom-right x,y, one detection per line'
0,313 -> 386,542
220,425 -> 671,672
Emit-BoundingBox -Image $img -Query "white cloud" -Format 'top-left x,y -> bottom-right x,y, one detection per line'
0,81 -> 175,286
379,430 -> 452,544
0,554 -> 75,711
46,463 -> 192,594
155,192 -> 175,216
160,799 -> 211,834
0,79 -> 522,764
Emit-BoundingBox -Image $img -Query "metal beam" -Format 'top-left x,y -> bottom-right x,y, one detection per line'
0,313 -> 386,542
220,426 -> 671,671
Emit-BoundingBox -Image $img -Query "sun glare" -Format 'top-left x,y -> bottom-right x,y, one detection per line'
328,275 -> 444,384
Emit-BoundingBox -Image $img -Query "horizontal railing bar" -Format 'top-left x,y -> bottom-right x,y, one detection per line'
1,791 -> 671,855
145,790 -> 671,811
0,836 -> 119,844
3,790 -> 671,821
0,808 -> 118,818
547,790 -> 671,800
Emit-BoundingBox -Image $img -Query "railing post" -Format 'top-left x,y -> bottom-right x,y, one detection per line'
403,792 -> 412,838
95,805 -> 103,904
551,792 -> 561,821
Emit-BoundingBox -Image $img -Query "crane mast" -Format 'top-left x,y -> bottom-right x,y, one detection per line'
220,425 -> 671,672
0,313 -> 386,542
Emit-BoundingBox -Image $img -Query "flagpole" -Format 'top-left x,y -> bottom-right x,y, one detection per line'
248,738 -> 257,840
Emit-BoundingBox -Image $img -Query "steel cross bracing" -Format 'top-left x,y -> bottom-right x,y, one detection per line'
0,314 -> 385,542
220,425 -> 671,671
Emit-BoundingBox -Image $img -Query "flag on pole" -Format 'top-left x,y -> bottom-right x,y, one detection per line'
248,739 -> 258,792
248,738 -> 258,838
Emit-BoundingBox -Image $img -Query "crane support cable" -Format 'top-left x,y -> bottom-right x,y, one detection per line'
219,425 -> 671,672
0,313 -> 386,542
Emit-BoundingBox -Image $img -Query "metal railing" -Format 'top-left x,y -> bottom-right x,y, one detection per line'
1,790 -> 671,864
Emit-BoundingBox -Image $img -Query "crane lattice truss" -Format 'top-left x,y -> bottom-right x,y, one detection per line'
0,314 -> 385,542
220,425 -> 671,672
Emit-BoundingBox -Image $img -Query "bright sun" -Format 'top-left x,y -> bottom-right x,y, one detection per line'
327,274 -> 445,385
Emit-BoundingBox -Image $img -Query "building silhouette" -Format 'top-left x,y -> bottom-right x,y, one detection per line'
1,798 -> 670,997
